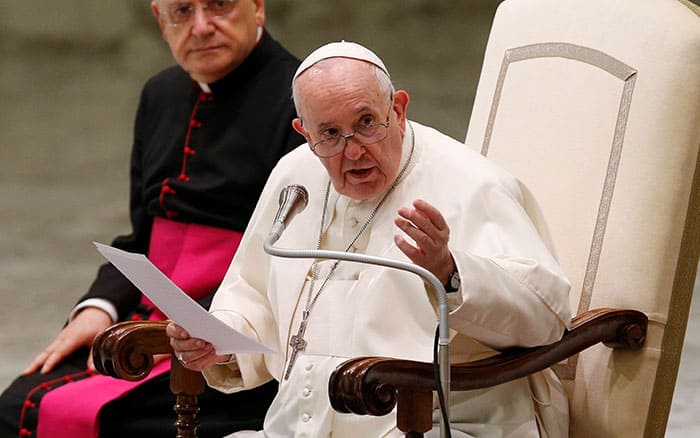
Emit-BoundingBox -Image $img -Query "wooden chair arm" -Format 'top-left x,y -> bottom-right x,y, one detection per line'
92,320 -> 172,381
329,307 -> 647,426
92,320 -> 205,438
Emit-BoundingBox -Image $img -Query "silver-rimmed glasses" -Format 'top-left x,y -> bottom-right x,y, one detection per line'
310,99 -> 393,158
160,0 -> 239,27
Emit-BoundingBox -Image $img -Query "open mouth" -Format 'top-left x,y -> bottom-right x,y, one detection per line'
348,168 -> 373,177
345,167 -> 377,184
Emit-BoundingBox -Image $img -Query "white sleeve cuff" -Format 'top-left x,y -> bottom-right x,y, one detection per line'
70,298 -> 119,324
216,354 -> 237,365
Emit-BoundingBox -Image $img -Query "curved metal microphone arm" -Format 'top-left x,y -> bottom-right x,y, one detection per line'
264,235 -> 452,436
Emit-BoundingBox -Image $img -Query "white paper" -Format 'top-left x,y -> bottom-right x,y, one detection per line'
94,242 -> 275,355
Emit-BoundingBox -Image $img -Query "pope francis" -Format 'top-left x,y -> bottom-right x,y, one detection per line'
167,41 -> 572,438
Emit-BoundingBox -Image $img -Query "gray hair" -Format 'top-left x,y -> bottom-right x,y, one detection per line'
292,60 -> 395,119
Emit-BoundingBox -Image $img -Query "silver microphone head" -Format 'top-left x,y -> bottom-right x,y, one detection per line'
273,184 -> 308,228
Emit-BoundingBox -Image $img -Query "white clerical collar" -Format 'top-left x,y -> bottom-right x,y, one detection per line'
198,82 -> 212,93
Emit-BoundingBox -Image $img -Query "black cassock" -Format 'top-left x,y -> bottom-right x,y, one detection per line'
0,31 -> 304,438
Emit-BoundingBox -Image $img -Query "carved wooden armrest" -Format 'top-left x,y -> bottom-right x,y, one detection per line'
329,308 -> 647,434
92,320 -> 205,438
92,320 -> 172,381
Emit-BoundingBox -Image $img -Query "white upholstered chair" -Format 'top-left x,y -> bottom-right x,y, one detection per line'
330,0 -> 700,436
465,0 -> 700,435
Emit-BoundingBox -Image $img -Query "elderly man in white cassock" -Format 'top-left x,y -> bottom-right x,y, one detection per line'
167,41 -> 572,437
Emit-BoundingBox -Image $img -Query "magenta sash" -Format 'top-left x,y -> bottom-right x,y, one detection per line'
36,217 -> 243,438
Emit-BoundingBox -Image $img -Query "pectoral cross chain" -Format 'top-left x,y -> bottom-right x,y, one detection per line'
279,145 -> 414,382
284,312 -> 309,380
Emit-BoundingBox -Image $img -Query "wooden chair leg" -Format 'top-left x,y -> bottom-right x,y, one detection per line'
174,394 -> 200,438
397,388 -> 432,436
170,354 -> 205,438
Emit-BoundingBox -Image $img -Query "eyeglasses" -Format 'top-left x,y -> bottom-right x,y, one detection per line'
160,0 -> 238,27
309,100 -> 393,158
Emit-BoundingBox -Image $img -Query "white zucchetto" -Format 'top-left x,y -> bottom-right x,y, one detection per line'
293,41 -> 390,81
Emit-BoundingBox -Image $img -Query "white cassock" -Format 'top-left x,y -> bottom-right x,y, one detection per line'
204,121 -> 572,438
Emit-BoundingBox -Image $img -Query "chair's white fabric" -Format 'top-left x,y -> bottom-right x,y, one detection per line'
464,0 -> 700,436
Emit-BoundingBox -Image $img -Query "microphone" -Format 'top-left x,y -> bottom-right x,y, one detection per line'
267,184 -> 309,245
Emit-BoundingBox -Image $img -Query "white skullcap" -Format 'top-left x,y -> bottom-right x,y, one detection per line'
293,41 -> 390,81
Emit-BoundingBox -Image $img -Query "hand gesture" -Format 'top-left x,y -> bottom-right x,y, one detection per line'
394,199 -> 455,284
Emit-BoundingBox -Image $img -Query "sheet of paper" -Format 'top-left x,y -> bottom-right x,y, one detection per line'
94,242 -> 275,355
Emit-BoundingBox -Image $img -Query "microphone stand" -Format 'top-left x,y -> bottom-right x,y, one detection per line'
264,234 -> 451,438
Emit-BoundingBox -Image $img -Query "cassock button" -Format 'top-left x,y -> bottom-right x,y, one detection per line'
303,387 -> 311,397
302,413 -> 311,423
305,363 -> 314,371
350,218 -> 359,227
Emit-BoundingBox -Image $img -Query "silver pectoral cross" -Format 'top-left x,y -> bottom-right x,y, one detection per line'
284,314 -> 308,380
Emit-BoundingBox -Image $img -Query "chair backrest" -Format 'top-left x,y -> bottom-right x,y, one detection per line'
463,0 -> 700,436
